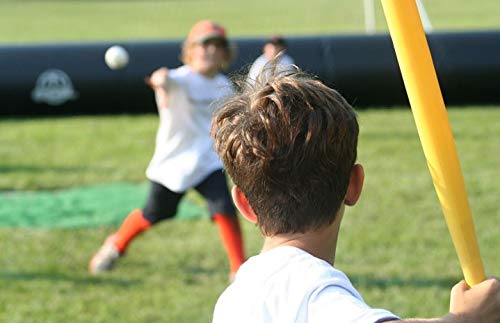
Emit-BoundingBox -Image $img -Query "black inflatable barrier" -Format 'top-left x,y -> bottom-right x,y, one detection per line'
1,31 -> 499,116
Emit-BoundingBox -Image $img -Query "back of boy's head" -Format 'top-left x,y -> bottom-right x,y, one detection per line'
212,70 -> 359,236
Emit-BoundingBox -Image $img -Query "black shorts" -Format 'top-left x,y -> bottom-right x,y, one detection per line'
142,169 -> 236,224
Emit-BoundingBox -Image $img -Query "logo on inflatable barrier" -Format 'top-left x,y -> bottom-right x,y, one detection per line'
31,69 -> 79,106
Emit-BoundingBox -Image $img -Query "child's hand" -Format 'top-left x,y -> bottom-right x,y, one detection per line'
145,67 -> 169,109
449,278 -> 500,322
145,67 -> 169,89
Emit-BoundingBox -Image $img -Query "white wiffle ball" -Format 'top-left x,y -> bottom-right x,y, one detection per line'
104,45 -> 129,70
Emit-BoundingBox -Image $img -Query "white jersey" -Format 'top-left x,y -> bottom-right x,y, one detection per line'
213,246 -> 399,323
146,65 -> 234,192
247,53 -> 295,84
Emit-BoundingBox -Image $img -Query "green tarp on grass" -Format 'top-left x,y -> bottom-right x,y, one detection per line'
0,183 -> 208,228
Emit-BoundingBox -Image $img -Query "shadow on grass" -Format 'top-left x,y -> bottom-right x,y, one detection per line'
0,270 -> 141,287
350,274 -> 459,289
0,270 -> 460,290
0,165 -> 85,174
182,266 -> 221,284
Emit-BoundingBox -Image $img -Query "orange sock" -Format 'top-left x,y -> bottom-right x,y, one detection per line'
213,214 -> 245,274
113,209 -> 152,253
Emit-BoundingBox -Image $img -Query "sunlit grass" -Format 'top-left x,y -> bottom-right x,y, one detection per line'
0,0 -> 499,44
1,107 -> 499,321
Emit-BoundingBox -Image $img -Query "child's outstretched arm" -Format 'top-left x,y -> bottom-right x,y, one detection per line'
145,67 -> 169,111
385,278 -> 500,323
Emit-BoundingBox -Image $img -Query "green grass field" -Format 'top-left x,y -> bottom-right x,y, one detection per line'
1,1 -> 499,322
1,0 -> 500,44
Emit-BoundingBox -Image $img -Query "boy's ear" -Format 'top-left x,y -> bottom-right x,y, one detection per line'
231,186 -> 258,224
345,164 -> 364,206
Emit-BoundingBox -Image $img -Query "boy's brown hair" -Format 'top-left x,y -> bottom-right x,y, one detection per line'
211,70 -> 359,236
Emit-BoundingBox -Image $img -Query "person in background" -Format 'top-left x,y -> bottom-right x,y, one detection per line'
210,69 -> 500,323
247,35 -> 295,84
89,20 -> 245,280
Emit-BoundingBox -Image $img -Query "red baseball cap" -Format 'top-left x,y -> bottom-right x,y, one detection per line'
187,20 -> 228,45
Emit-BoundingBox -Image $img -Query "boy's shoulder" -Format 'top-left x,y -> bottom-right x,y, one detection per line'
214,247 -> 355,319
214,247 -> 397,323
214,247 -> 399,323
238,246 -> 353,289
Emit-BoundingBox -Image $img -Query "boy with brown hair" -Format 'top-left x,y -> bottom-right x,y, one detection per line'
211,69 -> 500,322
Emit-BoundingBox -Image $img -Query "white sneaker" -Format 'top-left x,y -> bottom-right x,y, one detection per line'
89,234 -> 122,275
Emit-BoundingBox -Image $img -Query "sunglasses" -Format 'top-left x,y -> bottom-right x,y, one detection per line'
200,38 -> 228,49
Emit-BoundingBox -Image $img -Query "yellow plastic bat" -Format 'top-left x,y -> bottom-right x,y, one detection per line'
381,0 -> 485,286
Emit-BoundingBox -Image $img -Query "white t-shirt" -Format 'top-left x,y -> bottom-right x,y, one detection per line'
213,246 -> 399,323
146,65 -> 234,192
247,53 -> 295,84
